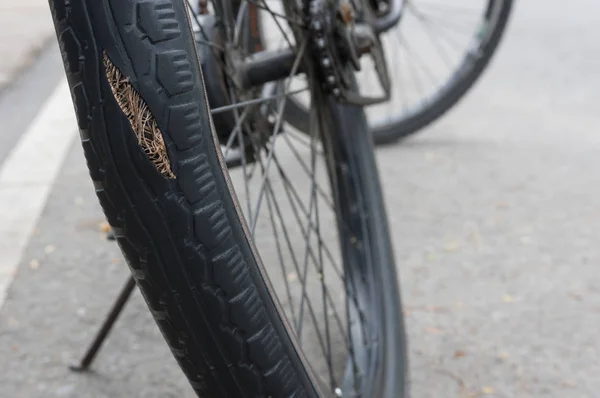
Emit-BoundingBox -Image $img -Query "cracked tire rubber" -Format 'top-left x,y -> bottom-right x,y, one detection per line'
48,0 -> 321,396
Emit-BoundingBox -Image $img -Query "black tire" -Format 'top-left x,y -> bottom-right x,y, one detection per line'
372,0 -> 513,144
281,0 -> 513,145
48,0 -> 406,397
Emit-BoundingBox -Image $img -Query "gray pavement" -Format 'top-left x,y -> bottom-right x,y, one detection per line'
0,42 -> 64,164
1,0 -> 600,397
0,0 -> 55,91
0,145 -> 195,398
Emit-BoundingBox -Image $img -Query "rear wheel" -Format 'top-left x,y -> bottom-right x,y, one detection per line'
281,0 -> 514,144
49,0 -> 407,396
371,0 -> 513,144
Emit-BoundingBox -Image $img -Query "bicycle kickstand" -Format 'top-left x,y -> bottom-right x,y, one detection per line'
69,274 -> 136,372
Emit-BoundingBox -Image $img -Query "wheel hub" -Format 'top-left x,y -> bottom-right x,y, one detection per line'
308,0 -> 391,105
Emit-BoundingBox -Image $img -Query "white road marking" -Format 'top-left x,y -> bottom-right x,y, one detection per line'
0,79 -> 77,307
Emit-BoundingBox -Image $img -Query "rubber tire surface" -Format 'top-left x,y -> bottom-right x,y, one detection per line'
48,0 -> 321,396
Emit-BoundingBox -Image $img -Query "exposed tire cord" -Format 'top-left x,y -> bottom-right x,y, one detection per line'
48,0 -> 320,396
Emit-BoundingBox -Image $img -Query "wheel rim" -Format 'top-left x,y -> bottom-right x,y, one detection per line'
366,0 -> 507,129
186,0 -> 389,396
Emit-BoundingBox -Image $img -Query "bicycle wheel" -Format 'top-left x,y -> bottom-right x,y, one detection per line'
282,0 -> 513,144
49,0 -> 407,396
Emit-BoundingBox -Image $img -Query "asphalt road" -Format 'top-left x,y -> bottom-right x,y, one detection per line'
1,1 -> 600,397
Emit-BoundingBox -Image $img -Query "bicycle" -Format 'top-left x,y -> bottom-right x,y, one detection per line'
282,0 -> 513,144
50,0 -> 406,396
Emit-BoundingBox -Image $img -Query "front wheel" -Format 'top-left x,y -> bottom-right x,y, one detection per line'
49,0 -> 407,396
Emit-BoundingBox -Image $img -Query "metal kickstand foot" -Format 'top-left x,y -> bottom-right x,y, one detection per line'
69,275 -> 136,372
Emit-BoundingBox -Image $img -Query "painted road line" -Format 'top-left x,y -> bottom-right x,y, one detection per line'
0,79 -> 77,308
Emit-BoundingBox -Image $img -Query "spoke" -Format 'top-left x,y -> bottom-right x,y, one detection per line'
264,179 -> 298,325
233,1 -> 249,47
211,87 -> 308,114
252,152 -> 337,362
186,0 -> 225,51
416,1 -> 486,18
379,0 -> 490,119
391,32 -> 426,99
266,192 -> 335,365
397,59 -> 410,111
296,104 -> 322,341
330,148 -> 372,386
266,149 -> 352,347
286,129 -> 321,152
242,80 -> 367,385
186,0 -> 239,84
284,134 -> 333,201
210,0 -> 236,40
264,167 -> 348,347
296,133 -> 318,339
410,7 -> 457,71
226,87 -> 255,223
395,31 -> 438,88
412,12 -> 478,37
238,122 -> 254,222
272,153 -> 343,280
244,0 -> 306,27
249,40 -> 307,234
408,4 -> 475,51
306,95 -> 363,387
281,134 -> 335,209
257,0 -> 295,49
380,27 -> 410,113
390,37 -> 409,111
195,0 -> 377,389
222,107 -> 251,157
272,152 -> 366,345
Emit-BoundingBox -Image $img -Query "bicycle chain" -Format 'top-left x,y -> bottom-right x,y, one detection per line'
307,0 -> 391,105
307,0 -> 348,100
